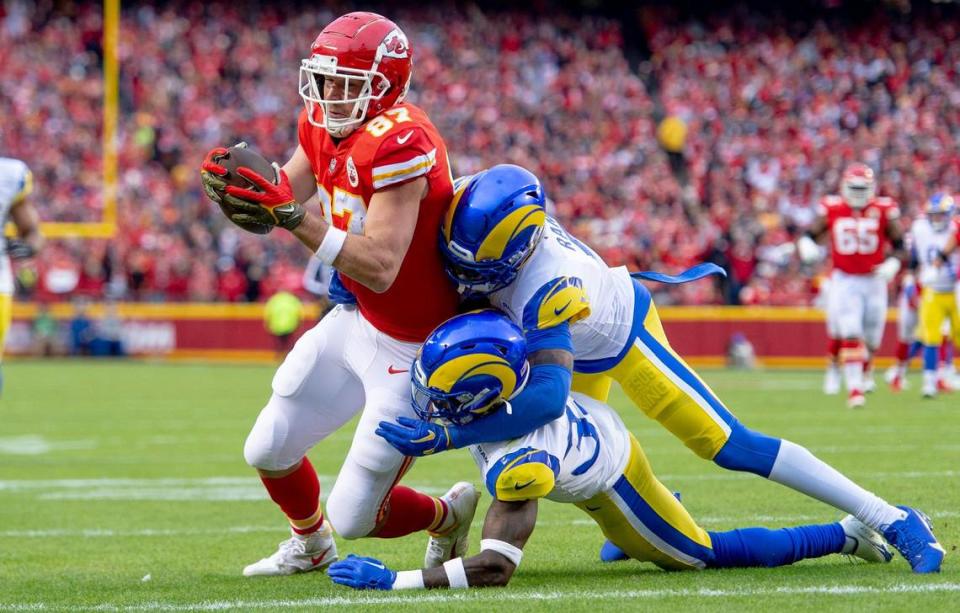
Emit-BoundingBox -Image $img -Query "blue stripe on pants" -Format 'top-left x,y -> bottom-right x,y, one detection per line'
612,476 -> 715,565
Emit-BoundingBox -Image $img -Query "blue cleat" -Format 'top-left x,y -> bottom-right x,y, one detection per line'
600,539 -> 629,563
882,506 -> 945,573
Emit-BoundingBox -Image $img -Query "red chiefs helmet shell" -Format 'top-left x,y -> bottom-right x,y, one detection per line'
299,12 -> 413,137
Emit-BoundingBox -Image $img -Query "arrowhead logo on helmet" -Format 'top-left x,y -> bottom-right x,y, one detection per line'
379,29 -> 409,60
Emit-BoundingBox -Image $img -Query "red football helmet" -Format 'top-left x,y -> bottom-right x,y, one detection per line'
840,163 -> 876,209
299,12 -> 413,138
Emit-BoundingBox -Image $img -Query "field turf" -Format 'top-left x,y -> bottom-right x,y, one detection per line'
0,360 -> 957,611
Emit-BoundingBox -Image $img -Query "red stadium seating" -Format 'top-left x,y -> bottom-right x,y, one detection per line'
2,2 -> 958,305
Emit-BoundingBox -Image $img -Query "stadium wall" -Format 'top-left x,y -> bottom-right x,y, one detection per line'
7,303 -> 901,367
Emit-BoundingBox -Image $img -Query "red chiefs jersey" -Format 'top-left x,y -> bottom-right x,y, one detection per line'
817,195 -> 900,275
298,102 -> 459,342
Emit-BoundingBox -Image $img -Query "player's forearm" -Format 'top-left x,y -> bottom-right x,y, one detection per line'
449,363 -> 571,447
19,228 -> 43,252
807,217 -> 828,241
289,213 -> 399,293
943,236 -> 957,260
411,550 -> 516,589
332,235 -> 401,293
406,499 -> 532,589
11,203 -> 43,252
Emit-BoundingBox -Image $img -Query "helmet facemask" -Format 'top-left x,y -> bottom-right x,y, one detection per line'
444,225 -> 544,296
929,212 -> 950,232
299,55 -> 390,138
410,360 -> 529,426
841,174 -> 875,209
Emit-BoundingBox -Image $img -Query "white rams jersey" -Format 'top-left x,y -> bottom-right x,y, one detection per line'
911,217 -> 957,293
469,392 -> 631,504
0,158 -> 33,294
489,216 -> 635,364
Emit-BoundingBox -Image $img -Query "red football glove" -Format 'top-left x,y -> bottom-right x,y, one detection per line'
223,165 -> 305,231
199,146 -> 229,204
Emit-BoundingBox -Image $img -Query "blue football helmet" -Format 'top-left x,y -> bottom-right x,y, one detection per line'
441,164 -> 547,295
926,192 -> 955,231
411,310 -> 529,425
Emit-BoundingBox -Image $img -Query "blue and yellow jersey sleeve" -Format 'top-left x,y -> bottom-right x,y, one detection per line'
521,276 -> 590,334
485,447 -> 560,502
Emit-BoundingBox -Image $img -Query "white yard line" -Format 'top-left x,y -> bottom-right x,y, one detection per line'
0,469 -> 952,493
0,526 -> 282,538
1,583 -> 959,611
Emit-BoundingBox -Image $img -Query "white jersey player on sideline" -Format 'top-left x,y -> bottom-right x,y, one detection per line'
0,157 -> 43,395
910,194 -> 960,397
797,163 -> 905,408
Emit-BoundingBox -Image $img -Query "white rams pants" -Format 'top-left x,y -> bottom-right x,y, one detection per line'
243,305 -> 420,539
826,270 -> 888,350
896,288 -> 918,343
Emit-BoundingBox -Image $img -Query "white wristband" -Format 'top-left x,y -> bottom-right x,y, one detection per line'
392,569 -> 425,590
315,227 -> 347,266
481,538 -> 523,568
442,558 -> 469,589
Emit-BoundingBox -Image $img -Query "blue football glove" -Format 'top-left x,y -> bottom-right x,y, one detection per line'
328,270 -> 357,306
328,554 -> 397,590
375,416 -> 456,457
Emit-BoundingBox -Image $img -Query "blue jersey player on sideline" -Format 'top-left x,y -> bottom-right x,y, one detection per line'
327,310 -> 893,591
368,164 -> 943,574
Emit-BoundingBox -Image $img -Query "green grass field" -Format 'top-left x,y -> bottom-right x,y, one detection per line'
0,360 -> 957,612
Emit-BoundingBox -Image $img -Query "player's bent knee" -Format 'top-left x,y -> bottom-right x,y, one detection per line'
712,421 -> 782,477
243,424 -> 298,472
325,489 -> 378,540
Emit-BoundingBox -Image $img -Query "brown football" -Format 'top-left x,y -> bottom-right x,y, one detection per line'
212,145 -> 277,235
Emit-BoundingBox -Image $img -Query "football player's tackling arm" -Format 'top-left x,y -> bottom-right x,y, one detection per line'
282,145 -> 424,294
328,497 -> 537,590
377,332 -> 575,456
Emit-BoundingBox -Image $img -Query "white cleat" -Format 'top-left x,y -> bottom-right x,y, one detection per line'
242,522 -> 338,577
863,376 -> 876,394
424,482 -> 480,568
847,390 -> 866,409
922,381 -> 937,399
841,515 -> 893,563
824,367 -> 842,395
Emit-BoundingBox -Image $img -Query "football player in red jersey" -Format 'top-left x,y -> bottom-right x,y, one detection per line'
797,163 -> 905,408
200,13 -> 474,577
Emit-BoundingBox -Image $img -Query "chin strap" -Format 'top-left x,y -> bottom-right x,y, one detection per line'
630,262 -> 727,285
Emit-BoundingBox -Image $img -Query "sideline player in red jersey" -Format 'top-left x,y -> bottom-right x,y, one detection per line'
797,163 -> 905,408
200,12 -> 475,577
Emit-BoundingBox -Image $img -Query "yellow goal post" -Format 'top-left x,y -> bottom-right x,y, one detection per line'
6,0 -> 118,239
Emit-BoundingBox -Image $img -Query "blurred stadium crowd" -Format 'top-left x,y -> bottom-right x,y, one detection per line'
1,0 -> 958,305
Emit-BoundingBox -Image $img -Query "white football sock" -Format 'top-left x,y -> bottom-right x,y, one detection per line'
843,360 -> 863,393
768,440 -> 907,531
